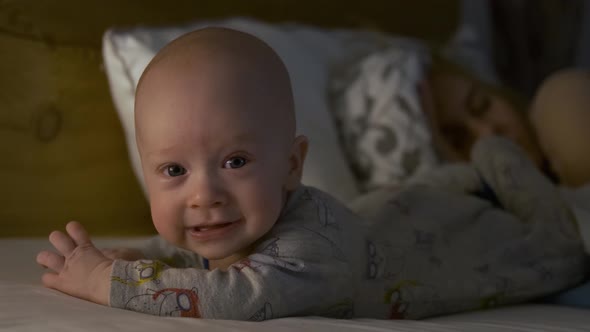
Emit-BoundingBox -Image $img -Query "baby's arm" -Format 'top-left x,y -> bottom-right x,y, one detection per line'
108,230 -> 353,320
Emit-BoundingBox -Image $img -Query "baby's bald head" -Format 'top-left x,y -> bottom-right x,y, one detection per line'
134,29 -> 309,259
135,27 -> 296,149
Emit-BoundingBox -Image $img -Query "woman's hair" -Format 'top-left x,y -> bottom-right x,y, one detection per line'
428,51 -> 528,114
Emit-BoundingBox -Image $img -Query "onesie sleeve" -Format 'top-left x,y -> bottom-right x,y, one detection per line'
139,235 -> 203,268
109,187 -> 361,320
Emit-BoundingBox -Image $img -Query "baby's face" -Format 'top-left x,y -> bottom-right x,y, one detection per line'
135,35 -> 301,261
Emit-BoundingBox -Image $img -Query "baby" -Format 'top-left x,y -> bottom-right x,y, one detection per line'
37,28 -> 588,320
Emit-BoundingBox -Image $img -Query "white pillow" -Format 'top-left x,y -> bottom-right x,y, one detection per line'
330,44 -> 439,192
102,17 -> 391,203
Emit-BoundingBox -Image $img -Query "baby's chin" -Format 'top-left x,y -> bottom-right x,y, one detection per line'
182,239 -> 248,261
197,247 -> 252,271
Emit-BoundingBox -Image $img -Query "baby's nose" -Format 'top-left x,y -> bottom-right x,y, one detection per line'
187,175 -> 227,208
189,194 -> 225,208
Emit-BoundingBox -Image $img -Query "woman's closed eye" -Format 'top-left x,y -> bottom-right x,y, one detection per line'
467,87 -> 491,117
163,164 -> 187,177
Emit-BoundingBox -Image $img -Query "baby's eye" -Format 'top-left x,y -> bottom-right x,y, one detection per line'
223,157 -> 248,169
164,164 -> 187,177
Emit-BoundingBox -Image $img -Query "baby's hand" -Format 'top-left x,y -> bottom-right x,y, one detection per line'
101,247 -> 145,261
36,221 -> 112,306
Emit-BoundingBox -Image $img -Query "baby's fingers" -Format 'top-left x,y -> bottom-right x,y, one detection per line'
36,250 -> 65,272
66,221 -> 93,247
41,271 -> 61,290
49,230 -> 76,256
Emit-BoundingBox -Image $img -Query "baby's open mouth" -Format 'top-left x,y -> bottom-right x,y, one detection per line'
187,219 -> 242,238
191,222 -> 233,232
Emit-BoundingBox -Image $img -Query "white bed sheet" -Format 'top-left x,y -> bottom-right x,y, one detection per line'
2,238 -> 589,332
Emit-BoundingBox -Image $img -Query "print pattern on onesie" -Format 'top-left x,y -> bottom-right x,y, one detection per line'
249,302 -> 273,321
300,189 -> 347,262
248,237 -> 306,272
124,287 -> 201,317
111,260 -> 165,286
366,240 -> 406,280
384,280 -> 439,319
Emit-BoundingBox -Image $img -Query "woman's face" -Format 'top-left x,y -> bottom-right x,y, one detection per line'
426,73 -> 543,166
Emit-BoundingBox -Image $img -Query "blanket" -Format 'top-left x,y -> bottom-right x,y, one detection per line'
351,137 -> 588,318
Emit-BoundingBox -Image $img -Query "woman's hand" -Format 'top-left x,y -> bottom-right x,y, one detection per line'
36,221 -> 113,306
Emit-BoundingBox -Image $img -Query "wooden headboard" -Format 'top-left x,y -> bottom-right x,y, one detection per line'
0,0 -> 459,236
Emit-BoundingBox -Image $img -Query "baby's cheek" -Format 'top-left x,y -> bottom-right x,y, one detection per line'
150,200 -> 179,238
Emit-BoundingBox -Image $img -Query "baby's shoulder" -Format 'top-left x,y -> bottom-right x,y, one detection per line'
280,185 -> 355,223
267,185 -> 366,245
255,185 -> 366,264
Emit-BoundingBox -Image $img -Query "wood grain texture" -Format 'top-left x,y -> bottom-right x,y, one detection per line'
0,0 -> 458,45
0,34 -> 153,236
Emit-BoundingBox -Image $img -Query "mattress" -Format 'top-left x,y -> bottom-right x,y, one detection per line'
2,238 -> 588,332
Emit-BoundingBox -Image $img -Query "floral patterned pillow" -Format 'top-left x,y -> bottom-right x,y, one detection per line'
330,44 -> 439,192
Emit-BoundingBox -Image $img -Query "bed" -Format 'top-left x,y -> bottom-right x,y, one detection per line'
2,237 -> 590,332
2,1 -> 590,330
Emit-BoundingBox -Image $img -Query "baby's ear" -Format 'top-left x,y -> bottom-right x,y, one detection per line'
285,135 -> 308,191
